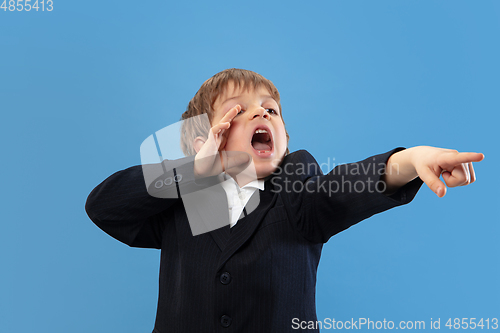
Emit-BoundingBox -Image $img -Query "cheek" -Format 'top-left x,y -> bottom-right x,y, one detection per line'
275,127 -> 287,149
226,125 -> 245,148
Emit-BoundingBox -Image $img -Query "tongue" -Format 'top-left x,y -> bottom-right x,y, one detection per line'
253,142 -> 271,150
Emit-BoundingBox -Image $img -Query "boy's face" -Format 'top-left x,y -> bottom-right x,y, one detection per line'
212,82 -> 287,179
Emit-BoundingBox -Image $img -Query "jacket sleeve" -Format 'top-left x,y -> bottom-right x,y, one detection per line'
85,156 -> 222,248
273,148 -> 424,244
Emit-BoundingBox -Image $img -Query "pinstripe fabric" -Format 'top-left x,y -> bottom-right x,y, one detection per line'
85,149 -> 423,332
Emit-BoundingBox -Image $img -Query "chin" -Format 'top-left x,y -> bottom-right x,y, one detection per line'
254,158 -> 283,179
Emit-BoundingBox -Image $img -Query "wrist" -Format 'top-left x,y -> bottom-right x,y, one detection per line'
384,148 -> 419,191
407,146 -> 425,167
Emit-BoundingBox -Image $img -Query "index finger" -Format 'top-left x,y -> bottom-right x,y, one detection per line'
440,152 -> 484,170
220,105 -> 241,124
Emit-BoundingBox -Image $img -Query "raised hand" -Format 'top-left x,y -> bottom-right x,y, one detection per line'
193,105 -> 251,178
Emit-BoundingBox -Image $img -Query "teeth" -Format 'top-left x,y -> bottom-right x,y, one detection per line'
255,129 -> 268,134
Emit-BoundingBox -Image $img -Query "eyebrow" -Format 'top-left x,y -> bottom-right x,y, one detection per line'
221,94 -> 276,106
221,95 -> 241,106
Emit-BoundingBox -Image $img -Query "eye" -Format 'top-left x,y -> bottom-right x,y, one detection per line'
266,108 -> 278,115
236,109 -> 245,115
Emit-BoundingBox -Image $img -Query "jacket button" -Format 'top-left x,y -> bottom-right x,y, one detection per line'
220,315 -> 232,327
220,272 -> 231,285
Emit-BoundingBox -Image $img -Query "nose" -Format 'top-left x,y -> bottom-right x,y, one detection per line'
248,107 -> 270,120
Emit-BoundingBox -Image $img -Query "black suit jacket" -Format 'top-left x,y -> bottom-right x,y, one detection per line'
85,148 -> 423,333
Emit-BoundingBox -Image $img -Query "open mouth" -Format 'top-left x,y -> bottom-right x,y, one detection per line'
251,128 -> 273,153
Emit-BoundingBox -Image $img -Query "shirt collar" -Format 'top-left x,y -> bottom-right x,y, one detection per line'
244,178 -> 265,191
220,174 -> 265,192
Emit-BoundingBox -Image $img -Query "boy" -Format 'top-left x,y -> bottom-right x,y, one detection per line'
85,69 -> 483,332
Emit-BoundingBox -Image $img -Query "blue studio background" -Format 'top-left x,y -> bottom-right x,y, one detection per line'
1,1 -> 498,332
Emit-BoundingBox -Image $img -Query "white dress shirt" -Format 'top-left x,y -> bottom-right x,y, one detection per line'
220,175 -> 264,228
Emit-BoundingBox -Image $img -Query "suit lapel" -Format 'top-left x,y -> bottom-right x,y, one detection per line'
201,185 -> 231,251
209,224 -> 231,252
216,184 -> 277,272
181,184 -> 231,250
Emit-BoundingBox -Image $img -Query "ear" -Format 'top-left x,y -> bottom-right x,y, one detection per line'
193,136 -> 206,154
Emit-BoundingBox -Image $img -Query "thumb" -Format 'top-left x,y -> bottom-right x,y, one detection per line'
417,166 -> 447,198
